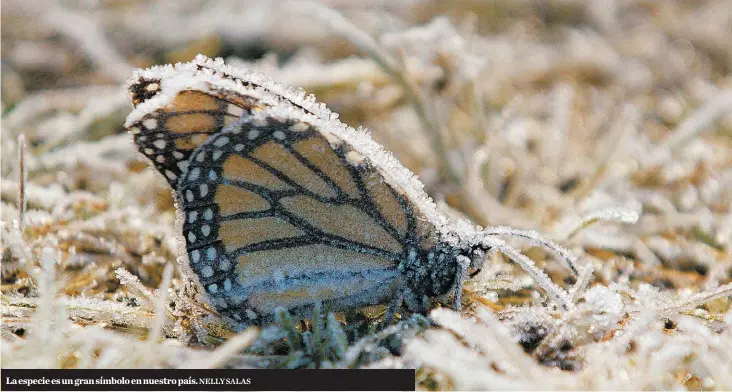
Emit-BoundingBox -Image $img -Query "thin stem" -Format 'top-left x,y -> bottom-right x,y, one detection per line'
482,226 -> 579,275
17,134 -> 26,232
287,1 -> 461,185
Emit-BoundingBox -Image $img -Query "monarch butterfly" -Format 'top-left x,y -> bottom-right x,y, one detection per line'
125,55 -> 490,326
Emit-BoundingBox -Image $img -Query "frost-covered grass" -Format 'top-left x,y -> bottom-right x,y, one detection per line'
2,0 -> 731,390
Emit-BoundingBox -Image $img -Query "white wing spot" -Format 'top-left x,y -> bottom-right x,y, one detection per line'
207,247 -> 217,260
208,283 -> 218,293
219,259 -> 230,270
189,167 -> 200,180
235,144 -> 245,151
212,150 -> 223,160
156,155 -> 165,163
177,161 -> 189,172
273,130 -> 286,140
199,184 -> 209,197
228,104 -> 245,116
173,151 -> 184,159
247,130 -> 259,140
195,152 -> 206,162
191,250 -> 200,263
290,122 -> 309,132
201,224 -> 211,237
246,309 -> 258,320
201,266 -> 214,278
208,170 -> 217,180
129,126 -> 141,134
223,279 -> 232,291
145,83 -> 160,92
252,117 -> 268,127
186,189 -> 194,202
213,137 -> 230,147
165,170 -> 177,180
144,148 -> 154,155
188,211 -> 198,223
143,118 -> 158,130
153,139 -> 166,149
187,232 -> 196,243
204,208 -> 213,220
346,151 -> 366,166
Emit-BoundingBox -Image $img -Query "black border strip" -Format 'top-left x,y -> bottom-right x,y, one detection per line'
1,369 -> 415,391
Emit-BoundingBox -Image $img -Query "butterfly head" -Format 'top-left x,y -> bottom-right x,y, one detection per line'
396,237 -> 489,313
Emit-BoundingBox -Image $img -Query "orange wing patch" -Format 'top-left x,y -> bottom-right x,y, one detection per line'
280,195 -> 402,254
215,184 -> 270,216
164,90 -> 220,112
218,217 -> 304,251
165,113 -> 218,134
292,136 -> 361,199
362,170 -> 408,237
250,142 -> 337,199
222,155 -> 293,192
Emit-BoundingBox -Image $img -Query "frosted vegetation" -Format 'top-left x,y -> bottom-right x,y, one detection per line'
2,0 -> 731,390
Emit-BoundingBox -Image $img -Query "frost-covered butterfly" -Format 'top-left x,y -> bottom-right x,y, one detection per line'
125,55 -> 492,326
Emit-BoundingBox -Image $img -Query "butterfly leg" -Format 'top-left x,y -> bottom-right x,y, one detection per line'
452,255 -> 470,311
383,289 -> 403,325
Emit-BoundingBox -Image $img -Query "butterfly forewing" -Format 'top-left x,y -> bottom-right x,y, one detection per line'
177,110 -> 441,323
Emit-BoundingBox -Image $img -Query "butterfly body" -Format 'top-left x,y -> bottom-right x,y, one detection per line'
125,55 -> 486,327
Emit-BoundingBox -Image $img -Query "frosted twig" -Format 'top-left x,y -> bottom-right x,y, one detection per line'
662,89 -> 732,151
116,268 -> 156,310
44,6 -> 133,82
480,236 -> 572,310
560,206 -> 640,240
568,262 -> 595,303
29,134 -> 135,175
656,283 -> 732,317
16,134 -> 26,232
148,263 -> 174,342
2,86 -> 122,132
34,248 -> 58,342
431,308 -> 536,379
463,146 -> 536,228
571,104 -> 639,199
182,328 -> 258,369
531,319 -> 569,359
481,226 -> 579,274
609,309 -> 655,354
58,297 -> 155,331
545,83 -> 573,169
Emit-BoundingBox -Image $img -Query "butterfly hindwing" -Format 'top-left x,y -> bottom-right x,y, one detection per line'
177,110 -> 442,323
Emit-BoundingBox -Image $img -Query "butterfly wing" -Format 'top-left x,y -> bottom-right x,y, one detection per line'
176,107 -> 446,323
124,55 -> 331,189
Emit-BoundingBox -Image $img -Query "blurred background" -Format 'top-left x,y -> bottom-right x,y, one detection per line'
1,0 -> 731,386
3,0 -> 731,228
